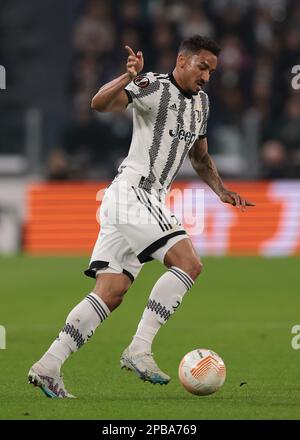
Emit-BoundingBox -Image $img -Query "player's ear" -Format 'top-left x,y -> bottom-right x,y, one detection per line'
177,52 -> 186,69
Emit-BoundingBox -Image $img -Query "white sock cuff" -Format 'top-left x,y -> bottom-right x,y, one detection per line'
85,293 -> 111,321
169,266 -> 194,290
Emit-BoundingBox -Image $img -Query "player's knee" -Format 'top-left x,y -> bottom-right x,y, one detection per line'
178,259 -> 203,281
165,255 -> 203,281
116,282 -> 130,296
105,279 -> 130,300
196,260 -> 203,277
188,260 -> 203,280
93,274 -> 131,311
109,282 -> 130,309
112,293 -> 125,308
111,278 -> 132,308
95,284 -> 129,311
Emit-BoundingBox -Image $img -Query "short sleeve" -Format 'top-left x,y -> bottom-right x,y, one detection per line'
125,72 -> 161,110
198,93 -> 210,139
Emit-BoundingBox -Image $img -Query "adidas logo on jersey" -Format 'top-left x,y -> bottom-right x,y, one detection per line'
169,123 -> 196,146
169,103 -> 177,111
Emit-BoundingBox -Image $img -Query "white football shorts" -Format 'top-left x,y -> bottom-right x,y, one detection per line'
84,180 -> 188,282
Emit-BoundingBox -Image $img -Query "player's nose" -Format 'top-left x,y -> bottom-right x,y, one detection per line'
201,71 -> 210,83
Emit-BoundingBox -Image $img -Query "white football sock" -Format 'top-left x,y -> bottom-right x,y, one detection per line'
38,293 -> 110,374
129,266 -> 194,354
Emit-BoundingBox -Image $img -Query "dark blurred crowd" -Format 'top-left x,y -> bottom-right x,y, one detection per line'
47,0 -> 300,180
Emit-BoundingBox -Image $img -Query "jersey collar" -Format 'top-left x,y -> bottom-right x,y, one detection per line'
169,72 -> 193,99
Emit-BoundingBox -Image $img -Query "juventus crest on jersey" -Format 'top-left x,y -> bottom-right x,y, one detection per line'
114,71 -> 210,193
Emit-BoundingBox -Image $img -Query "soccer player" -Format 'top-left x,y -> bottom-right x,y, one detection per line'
28,35 -> 255,398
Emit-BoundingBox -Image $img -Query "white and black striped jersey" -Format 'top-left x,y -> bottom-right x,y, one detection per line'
114,71 -> 209,194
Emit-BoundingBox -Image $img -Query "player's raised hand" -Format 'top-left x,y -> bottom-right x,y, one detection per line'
125,45 -> 144,79
219,189 -> 256,212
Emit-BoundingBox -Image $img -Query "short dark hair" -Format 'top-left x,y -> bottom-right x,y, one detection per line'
179,35 -> 221,57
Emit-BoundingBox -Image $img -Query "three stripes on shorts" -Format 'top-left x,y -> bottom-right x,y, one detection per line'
132,186 -> 172,232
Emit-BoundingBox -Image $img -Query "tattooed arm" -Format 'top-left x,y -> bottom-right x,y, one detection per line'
189,138 -> 255,210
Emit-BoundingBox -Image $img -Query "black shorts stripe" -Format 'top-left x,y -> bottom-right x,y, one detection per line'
134,187 -> 165,231
139,188 -> 172,230
84,260 -> 109,278
137,230 -> 187,263
136,189 -> 166,231
138,188 -> 165,229
84,261 -> 134,283
156,204 -> 172,230
132,187 -> 166,232
136,188 -> 172,231
122,269 -> 134,283
137,188 -> 170,231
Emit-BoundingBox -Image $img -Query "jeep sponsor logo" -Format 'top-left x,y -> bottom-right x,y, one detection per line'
169,124 -> 196,146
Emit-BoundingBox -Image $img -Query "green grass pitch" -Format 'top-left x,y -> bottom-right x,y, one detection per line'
0,255 -> 300,420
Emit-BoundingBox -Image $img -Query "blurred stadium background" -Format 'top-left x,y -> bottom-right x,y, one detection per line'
1,0 -> 300,420
0,0 -> 299,256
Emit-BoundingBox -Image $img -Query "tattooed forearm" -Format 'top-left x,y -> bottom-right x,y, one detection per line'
189,139 -> 255,209
190,150 -> 225,196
